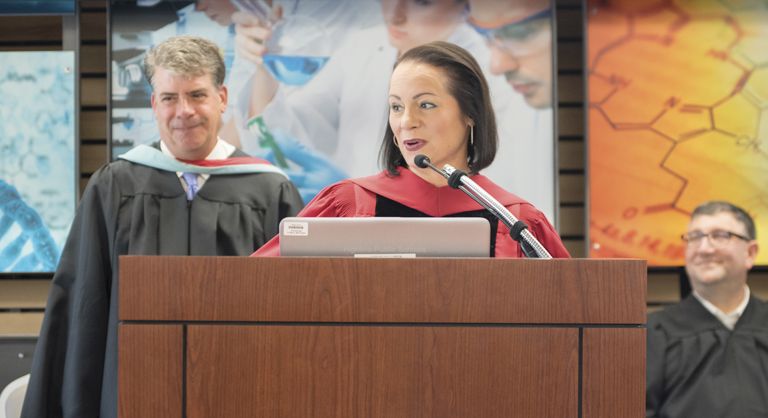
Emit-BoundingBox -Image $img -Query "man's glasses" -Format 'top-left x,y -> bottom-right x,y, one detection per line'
468,8 -> 552,57
681,230 -> 752,247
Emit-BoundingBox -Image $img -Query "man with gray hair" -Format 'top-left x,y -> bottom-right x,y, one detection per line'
646,201 -> 767,418
22,36 -> 303,418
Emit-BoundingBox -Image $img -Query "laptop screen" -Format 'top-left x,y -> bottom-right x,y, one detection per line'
279,217 -> 491,258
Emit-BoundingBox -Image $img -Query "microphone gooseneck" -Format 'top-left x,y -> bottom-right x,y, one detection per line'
412,154 -> 552,259
441,164 -> 552,259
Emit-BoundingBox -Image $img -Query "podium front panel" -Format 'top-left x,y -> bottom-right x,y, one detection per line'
186,325 -> 579,418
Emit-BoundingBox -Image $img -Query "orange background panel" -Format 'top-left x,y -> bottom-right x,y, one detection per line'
587,0 -> 768,266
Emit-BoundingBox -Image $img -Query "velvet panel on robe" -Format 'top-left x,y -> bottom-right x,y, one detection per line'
255,168 -> 569,258
21,156 -> 303,418
646,295 -> 768,418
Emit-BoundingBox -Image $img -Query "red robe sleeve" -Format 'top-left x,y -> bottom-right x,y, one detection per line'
494,203 -> 570,258
252,181 -> 376,256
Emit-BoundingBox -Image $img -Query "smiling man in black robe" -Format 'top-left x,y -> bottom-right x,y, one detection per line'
21,35 -> 303,418
647,201 -> 767,418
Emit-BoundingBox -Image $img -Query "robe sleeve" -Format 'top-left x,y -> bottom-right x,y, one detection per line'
253,181 -> 376,256
261,177 -> 305,240
22,166 -> 116,418
525,208 -> 570,258
494,203 -> 570,258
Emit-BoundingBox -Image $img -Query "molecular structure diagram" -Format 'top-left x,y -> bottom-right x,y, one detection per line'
587,0 -> 768,266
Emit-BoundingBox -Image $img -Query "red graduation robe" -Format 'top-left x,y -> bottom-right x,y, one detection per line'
254,167 -> 569,258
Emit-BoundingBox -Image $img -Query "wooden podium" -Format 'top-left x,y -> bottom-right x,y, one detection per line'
118,256 -> 646,418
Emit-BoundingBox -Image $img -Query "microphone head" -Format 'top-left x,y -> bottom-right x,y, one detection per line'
414,154 -> 430,168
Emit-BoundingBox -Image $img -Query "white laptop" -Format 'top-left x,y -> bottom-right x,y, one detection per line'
279,217 -> 491,257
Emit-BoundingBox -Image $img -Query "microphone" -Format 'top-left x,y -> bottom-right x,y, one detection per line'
413,154 -> 552,259
413,154 -> 433,170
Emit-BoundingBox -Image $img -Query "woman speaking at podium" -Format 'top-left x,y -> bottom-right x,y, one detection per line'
254,41 -> 568,258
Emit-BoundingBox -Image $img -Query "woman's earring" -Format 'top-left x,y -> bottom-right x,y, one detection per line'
470,125 -> 474,147
393,136 -> 398,146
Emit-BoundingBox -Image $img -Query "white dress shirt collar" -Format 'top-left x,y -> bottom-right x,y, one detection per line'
693,286 -> 750,330
160,138 -> 236,189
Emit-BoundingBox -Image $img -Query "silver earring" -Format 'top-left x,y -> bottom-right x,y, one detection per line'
470,125 -> 474,147
393,136 -> 398,146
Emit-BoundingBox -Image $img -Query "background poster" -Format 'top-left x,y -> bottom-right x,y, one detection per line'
0,0 -> 75,14
587,0 -> 768,265
111,0 -> 557,220
0,51 -> 76,273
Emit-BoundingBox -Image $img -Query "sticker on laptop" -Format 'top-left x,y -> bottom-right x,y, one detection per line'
282,221 -> 309,236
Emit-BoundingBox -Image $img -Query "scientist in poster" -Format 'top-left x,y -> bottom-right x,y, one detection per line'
111,0 -> 556,219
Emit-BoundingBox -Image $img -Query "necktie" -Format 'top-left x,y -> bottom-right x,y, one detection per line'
181,172 -> 199,201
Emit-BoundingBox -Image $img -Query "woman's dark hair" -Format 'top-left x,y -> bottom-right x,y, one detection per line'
379,41 -> 498,175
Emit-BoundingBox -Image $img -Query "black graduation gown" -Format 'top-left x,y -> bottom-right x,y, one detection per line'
21,152 -> 304,418
646,294 -> 768,418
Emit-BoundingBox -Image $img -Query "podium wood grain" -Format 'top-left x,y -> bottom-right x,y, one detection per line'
118,324 -> 182,418
118,256 -> 646,418
187,326 -> 578,418
119,257 -> 645,324
583,328 -> 646,418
